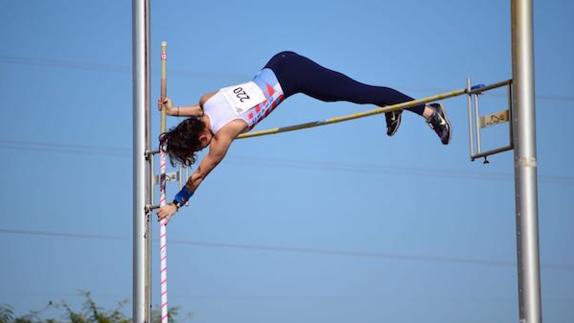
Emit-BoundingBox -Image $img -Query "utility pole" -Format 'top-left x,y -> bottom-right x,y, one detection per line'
511,0 -> 542,322
132,0 -> 152,321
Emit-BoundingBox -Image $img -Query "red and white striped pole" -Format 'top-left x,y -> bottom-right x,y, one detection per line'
159,40 -> 169,323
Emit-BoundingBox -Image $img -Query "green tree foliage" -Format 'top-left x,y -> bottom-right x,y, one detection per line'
0,291 -> 187,323
0,304 -> 15,323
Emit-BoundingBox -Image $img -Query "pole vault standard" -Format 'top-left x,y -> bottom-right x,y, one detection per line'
511,0 -> 542,322
132,0 -> 541,321
133,1 -> 182,318
132,0 -> 151,322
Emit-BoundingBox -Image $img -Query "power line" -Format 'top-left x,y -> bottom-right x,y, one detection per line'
1,139 -> 573,184
0,139 -> 128,157
230,156 -> 574,184
1,228 -> 572,272
1,55 -> 573,103
0,55 -> 246,81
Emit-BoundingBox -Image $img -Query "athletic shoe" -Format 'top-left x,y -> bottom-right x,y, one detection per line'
385,110 -> 402,136
426,103 -> 452,145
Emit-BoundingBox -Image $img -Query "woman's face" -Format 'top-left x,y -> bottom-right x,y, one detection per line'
198,128 -> 213,150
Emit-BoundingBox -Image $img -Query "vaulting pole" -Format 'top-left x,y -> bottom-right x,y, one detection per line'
132,0 -> 152,321
511,0 -> 542,322
159,40 -> 169,323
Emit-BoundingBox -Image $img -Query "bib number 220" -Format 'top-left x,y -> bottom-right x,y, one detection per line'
233,87 -> 250,103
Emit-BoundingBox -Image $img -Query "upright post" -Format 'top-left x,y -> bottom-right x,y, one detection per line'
132,0 -> 152,322
159,41 -> 169,323
511,0 -> 542,322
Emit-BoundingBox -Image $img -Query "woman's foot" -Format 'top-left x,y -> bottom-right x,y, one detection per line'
426,103 -> 452,145
385,110 -> 402,136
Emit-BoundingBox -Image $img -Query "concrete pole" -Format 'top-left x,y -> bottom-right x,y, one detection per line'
511,0 -> 542,322
132,0 -> 151,321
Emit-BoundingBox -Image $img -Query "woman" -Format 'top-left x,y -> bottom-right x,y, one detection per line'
157,51 -> 451,224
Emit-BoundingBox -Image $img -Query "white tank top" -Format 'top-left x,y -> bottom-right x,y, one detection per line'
203,68 -> 285,134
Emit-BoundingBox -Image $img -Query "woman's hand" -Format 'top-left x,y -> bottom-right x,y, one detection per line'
157,203 -> 178,225
157,97 -> 175,115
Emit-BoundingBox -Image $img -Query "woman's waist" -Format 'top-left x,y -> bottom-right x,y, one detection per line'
252,68 -> 284,97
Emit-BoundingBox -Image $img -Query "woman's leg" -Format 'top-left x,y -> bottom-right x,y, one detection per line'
264,51 -> 451,144
264,51 -> 426,116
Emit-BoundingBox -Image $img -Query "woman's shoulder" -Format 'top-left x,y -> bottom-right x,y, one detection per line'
216,119 -> 248,140
199,92 -> 217,107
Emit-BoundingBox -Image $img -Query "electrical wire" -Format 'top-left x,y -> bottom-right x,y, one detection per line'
1,228 -> 572,272
1,55 -> 572,103
1,139 -> 573,184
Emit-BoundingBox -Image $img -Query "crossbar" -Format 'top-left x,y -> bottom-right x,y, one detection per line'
237,79 -> 512,140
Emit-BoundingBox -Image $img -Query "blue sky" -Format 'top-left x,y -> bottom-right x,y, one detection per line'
0,0 -> 573,322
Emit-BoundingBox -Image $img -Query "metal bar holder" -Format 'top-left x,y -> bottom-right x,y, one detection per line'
144,149 -> 189,211
466,78 -> 514,164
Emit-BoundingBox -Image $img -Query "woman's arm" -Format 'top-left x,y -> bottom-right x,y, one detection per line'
170,103 -> 203,117
156,130 -> 235,223
184,133 -> 232,192
158,92 -> 216,117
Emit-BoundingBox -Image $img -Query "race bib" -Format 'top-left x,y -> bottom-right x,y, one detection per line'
221,81 -> 266,115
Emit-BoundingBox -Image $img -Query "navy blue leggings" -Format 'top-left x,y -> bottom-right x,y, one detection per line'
264,51 -> 425,116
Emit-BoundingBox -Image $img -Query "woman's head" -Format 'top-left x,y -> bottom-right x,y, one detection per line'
159,117 -> 212,166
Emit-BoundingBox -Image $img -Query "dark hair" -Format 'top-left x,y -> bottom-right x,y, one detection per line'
159,118 -> 206,167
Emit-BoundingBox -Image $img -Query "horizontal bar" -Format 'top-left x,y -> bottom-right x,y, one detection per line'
238,88 -> 467,139
467,79 -> 512,95
471,144 -> 514,161
237,79 -> 511,140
